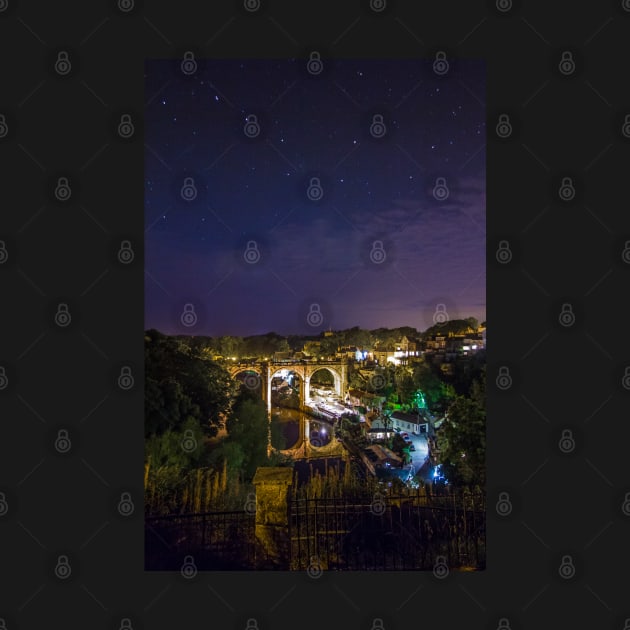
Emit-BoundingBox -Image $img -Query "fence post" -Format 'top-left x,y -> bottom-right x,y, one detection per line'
253,467 -> 294,569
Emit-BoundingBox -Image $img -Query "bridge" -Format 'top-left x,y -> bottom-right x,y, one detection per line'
227,360 -> 349,459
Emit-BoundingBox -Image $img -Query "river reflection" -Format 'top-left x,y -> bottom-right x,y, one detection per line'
271,406 -> 334,449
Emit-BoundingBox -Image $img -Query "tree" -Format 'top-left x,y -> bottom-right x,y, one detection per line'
464,316 -> 479,332
343,326 -> 372,349
395,366 -> 416,405
145,415 -> 208,470
412,362 -> 446,410
221,392 -> 269,480
437,375 -> 486,488
144,329 -> 236,439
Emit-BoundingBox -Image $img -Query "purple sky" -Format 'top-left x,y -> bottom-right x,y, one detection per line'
144,58 -> 486,336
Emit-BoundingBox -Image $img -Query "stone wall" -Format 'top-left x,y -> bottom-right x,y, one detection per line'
252,467 -> 294,569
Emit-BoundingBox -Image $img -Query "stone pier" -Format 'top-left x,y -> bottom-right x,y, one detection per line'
252,467 -> 294,569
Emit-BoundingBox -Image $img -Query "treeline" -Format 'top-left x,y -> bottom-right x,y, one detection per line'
144,329 -> 290,515
164,317 -> 484,361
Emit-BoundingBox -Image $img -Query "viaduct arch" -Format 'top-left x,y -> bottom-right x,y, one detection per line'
227,360 -> 349,458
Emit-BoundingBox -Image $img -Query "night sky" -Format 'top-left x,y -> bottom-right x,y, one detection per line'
144,58 -> 486,337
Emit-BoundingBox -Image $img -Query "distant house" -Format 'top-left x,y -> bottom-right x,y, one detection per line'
365,444 -> 402,467
372,347 -> 397,364
367,416 -> 395,441
390,410 -> 429,435
346,389 -> 385,410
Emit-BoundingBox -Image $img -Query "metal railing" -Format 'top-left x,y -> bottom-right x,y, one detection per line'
145,510 -> 260,570
145,491 -> 486,571
289,492 -> 486,571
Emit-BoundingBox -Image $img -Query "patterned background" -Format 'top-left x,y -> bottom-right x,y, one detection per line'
1,0 -> 630,628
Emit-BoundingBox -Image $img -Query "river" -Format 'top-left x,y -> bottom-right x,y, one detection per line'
271,406 -> 334,449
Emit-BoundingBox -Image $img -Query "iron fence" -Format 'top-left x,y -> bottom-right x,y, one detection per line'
145,491 -> 486,571
289,492 -> 486,571
145,510 -> 261,570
